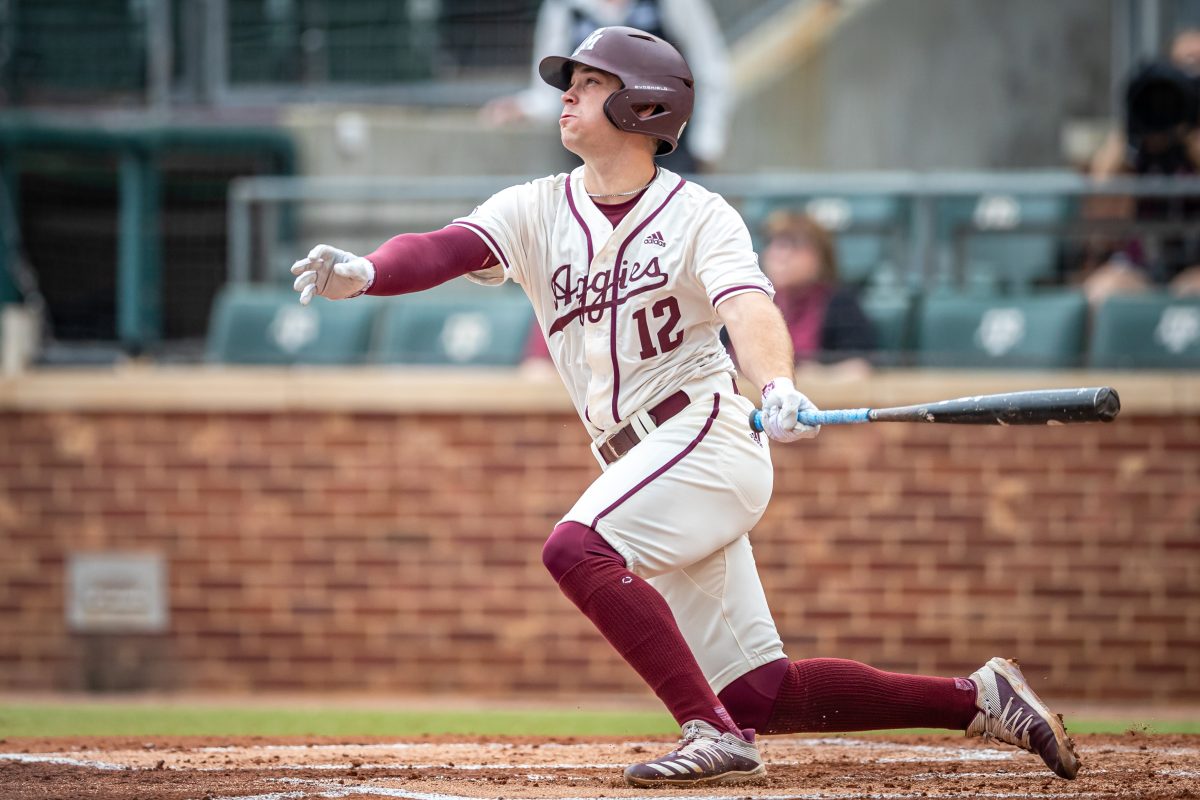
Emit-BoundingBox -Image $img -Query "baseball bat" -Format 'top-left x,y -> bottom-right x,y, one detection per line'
748,386 -> 1120,431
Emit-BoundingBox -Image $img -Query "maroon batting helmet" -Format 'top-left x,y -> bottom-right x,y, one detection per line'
539,26 -> 694,156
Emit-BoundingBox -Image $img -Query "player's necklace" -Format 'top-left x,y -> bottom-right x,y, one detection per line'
585,167 -> 659,199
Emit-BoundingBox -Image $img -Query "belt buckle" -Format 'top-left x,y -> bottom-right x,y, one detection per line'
589,408 -> 658,469
590,430 -> 625,468
600,436 -> 623,465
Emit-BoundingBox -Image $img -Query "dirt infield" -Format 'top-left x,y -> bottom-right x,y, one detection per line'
1,733 -> 1197,799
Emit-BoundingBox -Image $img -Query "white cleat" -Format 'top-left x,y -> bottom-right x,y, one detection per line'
966,657 -> 1081,779
624,720 -> 766,787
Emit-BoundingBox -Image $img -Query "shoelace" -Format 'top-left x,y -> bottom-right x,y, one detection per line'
652,736 -> 726,773
982,696 -> 1036,749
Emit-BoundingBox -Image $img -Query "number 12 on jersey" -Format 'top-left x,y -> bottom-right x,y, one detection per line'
631,296 -> 683,360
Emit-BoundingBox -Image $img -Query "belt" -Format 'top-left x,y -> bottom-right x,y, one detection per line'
595,390 -> 691,466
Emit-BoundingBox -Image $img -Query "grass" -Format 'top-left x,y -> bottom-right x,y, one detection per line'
0,704 -> 1197,739
0,705 -> 677,739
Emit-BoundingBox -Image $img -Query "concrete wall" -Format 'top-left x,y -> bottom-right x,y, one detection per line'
728,0 -> 1113,171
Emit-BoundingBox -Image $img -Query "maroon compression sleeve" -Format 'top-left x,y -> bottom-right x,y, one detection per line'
365,225 -> 499,296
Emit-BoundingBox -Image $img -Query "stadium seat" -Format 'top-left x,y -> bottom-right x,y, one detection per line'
860,290 -> 916,364
206,286 -> 379,365
372,288 -> 533,366
916,290 -> 1087,368
1089,293 -> 1200,369
936,194 -> 1071,291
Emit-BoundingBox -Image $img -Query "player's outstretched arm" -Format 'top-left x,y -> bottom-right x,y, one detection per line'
718,291 -> 820,442
291,227 -> 499,305
290,244 -> 375,305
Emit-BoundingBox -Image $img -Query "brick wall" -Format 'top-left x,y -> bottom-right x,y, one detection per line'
1,401 -> 1197,702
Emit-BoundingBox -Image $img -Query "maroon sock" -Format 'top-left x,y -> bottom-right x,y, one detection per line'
543,522 -> 740,735
743,658 -> 979,735
718,658 -> 791,731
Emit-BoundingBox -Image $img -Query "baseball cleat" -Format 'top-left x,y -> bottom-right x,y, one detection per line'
624,720 -> 766,787
966,657 -> 1081,779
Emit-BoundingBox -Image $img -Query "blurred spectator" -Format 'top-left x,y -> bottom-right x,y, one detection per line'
481,0 -> 732,173
759,210 -> 876,376
1079,27 -> 1200,305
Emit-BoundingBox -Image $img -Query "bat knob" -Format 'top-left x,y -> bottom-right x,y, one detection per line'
1096,387 -> 1121,422
747,408 -> 764,433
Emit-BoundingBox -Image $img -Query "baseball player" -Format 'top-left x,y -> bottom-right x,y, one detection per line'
291,27 -> 1080,787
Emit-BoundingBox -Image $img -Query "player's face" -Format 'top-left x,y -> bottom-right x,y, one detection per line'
559,66 -> 625,156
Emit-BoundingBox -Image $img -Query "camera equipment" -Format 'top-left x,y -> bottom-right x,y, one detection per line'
1125,60 -> 1200,173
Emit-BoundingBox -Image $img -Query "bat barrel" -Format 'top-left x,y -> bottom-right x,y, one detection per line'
869,386 -> 1121,425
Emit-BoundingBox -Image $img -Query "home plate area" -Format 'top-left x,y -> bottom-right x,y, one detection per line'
1,734 -> 1198,799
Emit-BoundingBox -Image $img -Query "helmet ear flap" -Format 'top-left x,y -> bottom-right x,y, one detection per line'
603,85 -> 688,155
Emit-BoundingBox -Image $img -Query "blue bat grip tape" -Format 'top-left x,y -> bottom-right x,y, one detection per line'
803,408 -> 871,426
749,407 -> 871,431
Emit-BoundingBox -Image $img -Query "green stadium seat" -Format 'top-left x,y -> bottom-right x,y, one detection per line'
916,291 -> 1087,368
936,194 -> 1072,291
372,290 -> 533,366
1089,293 -> 1200,369
860,290 -> 916,363
206,286 -> 379,365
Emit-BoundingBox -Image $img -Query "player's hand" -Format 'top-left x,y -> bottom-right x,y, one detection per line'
760,377 -> 821,442
290,244 -> 375,305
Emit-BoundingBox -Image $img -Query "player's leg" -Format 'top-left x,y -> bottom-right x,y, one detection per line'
649,532 -> 982,738
542,521 -> 738,733
719,656 -> 978,734
721,656 -> 1079,779
710,577 -> 1081,780
648,533 -> 786,697
544,388 -> 773,785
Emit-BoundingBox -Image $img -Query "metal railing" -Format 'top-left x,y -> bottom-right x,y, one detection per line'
228,171 -> 1200,290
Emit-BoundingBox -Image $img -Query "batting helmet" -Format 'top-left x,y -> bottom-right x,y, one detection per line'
539,26 -> 694,156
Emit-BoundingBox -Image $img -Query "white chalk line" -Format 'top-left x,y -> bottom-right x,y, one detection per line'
0,752 -> 128,770
3,753 -> 950,773
211,776 -> 1107,800
0,738 -> 1030,774
902,770 -> 1110,781
0,753 -> 1108,800
198,741 -> 636,753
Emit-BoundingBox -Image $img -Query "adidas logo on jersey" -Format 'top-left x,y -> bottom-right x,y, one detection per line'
643,231 -> 667,247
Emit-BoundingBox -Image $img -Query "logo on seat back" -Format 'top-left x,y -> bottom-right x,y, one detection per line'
643,231 -> 667,247
975,308 -> 1025,357
1156,306 -> 1200,354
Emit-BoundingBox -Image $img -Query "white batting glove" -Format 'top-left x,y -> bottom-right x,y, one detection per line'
760,377 -> 821,443
290,244 -> 375,305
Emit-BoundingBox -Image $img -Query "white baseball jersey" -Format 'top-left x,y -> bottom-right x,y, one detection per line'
453,164 -> 788,693
451,165 -> 773,437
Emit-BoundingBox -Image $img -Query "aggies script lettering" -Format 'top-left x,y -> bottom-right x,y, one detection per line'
548,256 -> 669,334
